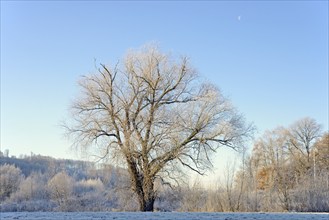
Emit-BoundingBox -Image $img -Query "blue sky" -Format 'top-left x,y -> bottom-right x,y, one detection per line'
1,0 -> 328,168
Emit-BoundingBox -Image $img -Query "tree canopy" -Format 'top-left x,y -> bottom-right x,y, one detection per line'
65,45 -> 253,211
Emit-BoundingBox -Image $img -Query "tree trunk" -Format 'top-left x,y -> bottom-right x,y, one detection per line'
126,156 -> 156,212
139,195 -> 155,212
138,179 -> 155,212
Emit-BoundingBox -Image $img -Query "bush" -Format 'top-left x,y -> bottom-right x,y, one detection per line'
0,164 -> 23,200
47,171 -> 75,211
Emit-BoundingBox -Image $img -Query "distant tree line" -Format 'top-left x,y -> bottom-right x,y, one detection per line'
0,154 -> 139,211
178,118 -> 329,212
1,117 -> 328,212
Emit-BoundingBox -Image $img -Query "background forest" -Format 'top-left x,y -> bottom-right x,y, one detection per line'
0,117 -> 328,212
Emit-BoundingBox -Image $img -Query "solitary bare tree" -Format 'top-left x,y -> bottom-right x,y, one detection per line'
288,117 -> 322,163
65,45 -> 253,211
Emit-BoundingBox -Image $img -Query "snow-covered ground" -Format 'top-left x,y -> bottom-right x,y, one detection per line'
0,212 -> 328,220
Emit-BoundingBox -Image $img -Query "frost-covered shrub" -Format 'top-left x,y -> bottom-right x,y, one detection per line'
0,164 -> 23,200
115,189 -> 139,211
10,172 -> 49,202
72,178 -> 109,211
47,171 -> 75,211
179,182 -> 208,212
155,187 -> 182,212
291,174 -> 329,212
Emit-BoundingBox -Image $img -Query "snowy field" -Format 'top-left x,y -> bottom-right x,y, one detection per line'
0,212 -> 328,220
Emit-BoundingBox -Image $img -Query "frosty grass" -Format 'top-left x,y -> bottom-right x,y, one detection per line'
1,212 -> 329,220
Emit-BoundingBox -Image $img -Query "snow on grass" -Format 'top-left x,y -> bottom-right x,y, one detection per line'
0,212 -> 328,220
